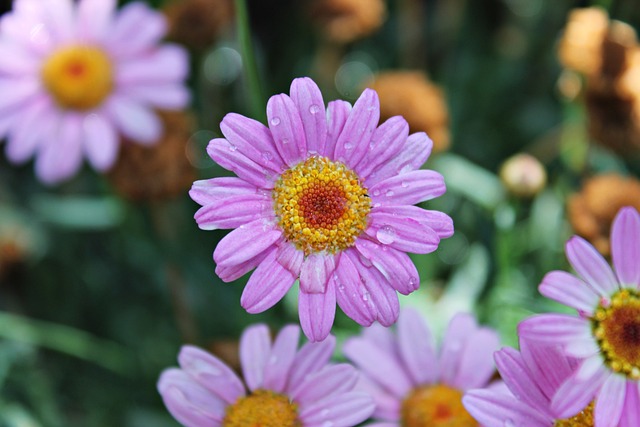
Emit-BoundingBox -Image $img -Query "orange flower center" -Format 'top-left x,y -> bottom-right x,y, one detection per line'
222,389 -> 301,427
554,402 -> 594,426
401,384 -> 477,427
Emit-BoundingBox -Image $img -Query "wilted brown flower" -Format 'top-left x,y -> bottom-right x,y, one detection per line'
310,0 -> 386,44
164,0 -> 233,50
568,174 -> 640,256
108,111 -> 196,202
499,153 -> 547,198
558,8 -> 609,76
367,71 -> 450,152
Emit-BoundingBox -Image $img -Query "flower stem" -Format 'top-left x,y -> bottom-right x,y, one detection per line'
234,0 -> 266,122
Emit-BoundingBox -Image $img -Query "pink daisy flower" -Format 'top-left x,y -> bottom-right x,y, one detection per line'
518,207 -> 640,427
157,324 -> 375,427
342,308 -> 499,427
0,0 -> 189,184
190,77 -> 452,342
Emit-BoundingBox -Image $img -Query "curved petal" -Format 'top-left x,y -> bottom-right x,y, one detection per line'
355,115 -> 408,179
517,314 -> 591,347
262,325 -> 300,393
334,250 -> 377,326
366,208 -> 440,254
300,253 -> 336,294
194,194 -> 271,230
397,308 -> 439,385
124,84 -> 190,110
267,94 -> 306,166
324,100 -> 351,157
299,278 -> 336,342
35,112 -> 84,184
239,324 -> 271,391
611,207 -> 640,287
452,326 -> 500,390
286,335 -> 336,392
566,236 -> 619,296
5,97 -> 52,164
41,0 -> 74,44
190,177 -> 260,206
594,373 -> 626,427
539,271 -> 599,316
439,313 -> 478,385
494,347 -> 550,414
619,382 -> 640,427
214,245 -> 273,282
77,0 -> 116,41
116,44 -> 189,85
276,243 -> 304,276
240,250 -> 296,313
106,96 -> 162,144
551,364 -> 609,419
333,88 -> 379,169
290,77 -> 327,155
0,78 -> 41,113
177,345 -> 244,404
369,170 -> 446,207
355,238 -> 420,295
462,389 -> 551,427
82,112 -> 119,172
519,339 -> 575,401
354,256 -> 400,326
291,364 -> 358,405
213,219 -> 282,268
206,138 -> 276,189
108,2 -> 167,58
298,391 -> 374,427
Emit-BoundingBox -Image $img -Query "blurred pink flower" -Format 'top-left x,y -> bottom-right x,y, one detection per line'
158,324 -> 374,427
343,308 -> 499,426
518,207 -> 640,426
0,0 -> 189,184
191,77 -> 452,342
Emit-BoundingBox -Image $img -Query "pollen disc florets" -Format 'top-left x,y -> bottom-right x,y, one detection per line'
593,288 -> 640,379
272,155 -> 371,255
222,389 -> 301,427
554,402 -> 594,427
41,45 -> 113,110
401,384 -> 478,427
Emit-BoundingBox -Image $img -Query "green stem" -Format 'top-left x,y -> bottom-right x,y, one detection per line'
592,0 -> 613,10
234,0 -> 266,122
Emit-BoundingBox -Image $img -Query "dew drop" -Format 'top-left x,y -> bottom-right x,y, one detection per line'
338,284 -> 345,292
281,138 -> 290,145
344,142 -> 353,150
372,189 -> 380,197
367,106 -> 376,112
262,151 -> 273,161
376,225 -> 396,244
401,181 -> 409,188
372,202 -> 381,208
385,190 -> 394,197
409,277 -> 418,287
270,117 -> 281,126
362,291 -> 370,302
228,142 -> 237,152
309,104 -> 321,114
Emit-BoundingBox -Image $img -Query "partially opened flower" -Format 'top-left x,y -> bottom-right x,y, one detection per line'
343,308 -> 499,426
158,324 -> 374,427
462,339 -> 601,426
190,77 -> 452,341
0,0 -> 189,184
519,207 -> 640,426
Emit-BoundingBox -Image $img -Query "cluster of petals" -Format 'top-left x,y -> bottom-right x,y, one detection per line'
0,0 -> 189,184
517,207 -> 640,426
190,77 -> 453,342
343,308 -> 499,426
157,324 -> 374,427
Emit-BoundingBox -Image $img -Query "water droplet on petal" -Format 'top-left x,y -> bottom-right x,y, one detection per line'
372,189 -> 380,196
409,277 -> 418,287
362,291 -> 370,302
372,202 -> 381,208
401,181 -> 409,188
344,142 -> 353,150
228,142 -> 237,152
262,151 -> 273,161
385,190 -> 394,197
376,225 -> 396,244
309,104 -> 321,114
281,138 -> 290,145
270,117 -> 281,126
367,106 -> 376,112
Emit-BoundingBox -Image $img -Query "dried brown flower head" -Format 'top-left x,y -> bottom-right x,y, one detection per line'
499,153 -> 547,198
367,71 -> 450,152
310,0 -> 386,44
108,110 -> 196,202
558,8 -> 609,76
568,174 -> 640,256
164,0 -> 233,50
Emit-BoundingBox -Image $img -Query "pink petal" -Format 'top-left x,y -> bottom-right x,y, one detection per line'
439,313 -> 478,385
594,374 -> 626,427
239,324 -> 271,391
566,236 -> 619,296
419,209 -> 455,239
517,314 -> 591,346
299,279 -> 336,342
369,170 -> 446,207
35,112 -> 84,184
77,0 -> 115,41
177,345 -> 244,404
116,44 -> 189,85
611,207 -> 640,287
551,365 -> 609,419
276,243 -> 304,276
213,219 -> 282,268
0,78 -> 40,113
125,84 -> 190,110
452,327 -> 500,390
215,245 -> 273,282
619,382 -> 640,427
291,364 -> 358,405
333,88 -> 380,169
356,374 -> 401,421
355,238 -> 419,295
462,389 -> 551,427
334,250 -> 377,326
300,253 -> 336,294
324,100 -> 351,157
194,194 -> 270,230
206,138 -> 276,189
286,335 -> 336,392
82,112 -> 119,171
366,207 -> 440,254
189,177 -> 259,206
262,325 -> 300,393
0,41 -> 39,75
397,308 -> 439,385
157,369 -> 226,427
290,77 -> 327,155
539,271 -> 599,316
108,2 -> 167,58
356,258 -> 400,326
5,97 -> 51,163
494,347 -> 550,414
266,94 -> 306,166
355,115 -> 408,179
361,323 -> 396,353
519,339 -> 575,401
240,250 -> 296,313
41,0 -> 74,43
106,96 -> 162,144
299,391 -> 374,427
343,337 -> 412,399
220,113 -> 285,173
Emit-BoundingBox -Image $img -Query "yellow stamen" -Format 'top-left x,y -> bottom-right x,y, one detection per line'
272,156 -> 370,255
592,289 -> 640,379
222,389 -> 301,427
41,45 -> 113,110
401,384 -> 477,427
554,402 -> 594,427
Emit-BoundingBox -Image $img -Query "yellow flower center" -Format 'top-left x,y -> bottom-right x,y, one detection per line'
272,156 -> 370,255
592,289 -> 640,379
554,402 -> 594,427
401,384 -> 478,427
222,389 -> 301,427
41,45 -> 113,110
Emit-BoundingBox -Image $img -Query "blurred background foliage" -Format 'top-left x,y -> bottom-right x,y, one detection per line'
1,0 -> 640,425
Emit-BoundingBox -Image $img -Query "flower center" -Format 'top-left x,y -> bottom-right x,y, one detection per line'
272,156 -> 370,255
593,289 -> 640,379
41,45 -> 113,110
222,389 -> 301,427
401,384 -> 477,427
554,402 -> 594,427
